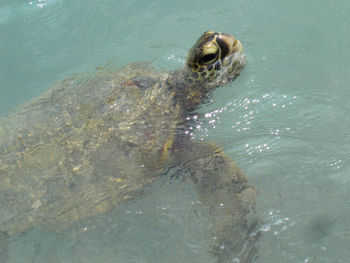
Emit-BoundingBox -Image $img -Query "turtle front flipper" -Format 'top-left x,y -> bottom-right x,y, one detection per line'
0,231 -> 9,263
174,142 -> 259,263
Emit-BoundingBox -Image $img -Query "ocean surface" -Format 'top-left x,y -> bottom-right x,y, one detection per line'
1,0 -> 350,262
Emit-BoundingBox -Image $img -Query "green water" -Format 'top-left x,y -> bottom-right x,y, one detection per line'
1,0 -> 350,262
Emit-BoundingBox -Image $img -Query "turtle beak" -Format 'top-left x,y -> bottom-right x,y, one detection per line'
218,33 -> 244,56
232,39 -> 243,54
217,33 -> 246,77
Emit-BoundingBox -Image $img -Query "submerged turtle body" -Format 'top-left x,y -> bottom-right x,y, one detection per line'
0,32 -> 258,262
0,63 -> 178,234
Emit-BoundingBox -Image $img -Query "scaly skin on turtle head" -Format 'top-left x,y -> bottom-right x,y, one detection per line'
186,31 -> 246,84
168,31 -> 246,108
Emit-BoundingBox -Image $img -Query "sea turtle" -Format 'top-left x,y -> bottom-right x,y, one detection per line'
0,31 -> 259,262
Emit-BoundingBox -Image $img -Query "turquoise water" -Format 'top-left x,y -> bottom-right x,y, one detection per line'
1,0 -> 350,262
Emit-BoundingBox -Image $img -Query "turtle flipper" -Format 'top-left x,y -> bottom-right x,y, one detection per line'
0,231 -> 9,263
175,142 -> 259,263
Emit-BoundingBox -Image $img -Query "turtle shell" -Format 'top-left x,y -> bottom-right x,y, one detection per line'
0,62 -> 181,234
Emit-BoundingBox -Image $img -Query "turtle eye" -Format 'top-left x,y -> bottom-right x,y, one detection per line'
199,53 -> 217,64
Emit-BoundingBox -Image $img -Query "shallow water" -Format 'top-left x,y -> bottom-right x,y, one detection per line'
1,0 -> 350,262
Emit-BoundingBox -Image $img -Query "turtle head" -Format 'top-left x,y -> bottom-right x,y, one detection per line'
185,31 -> 246,89
168,31 -> 246,110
